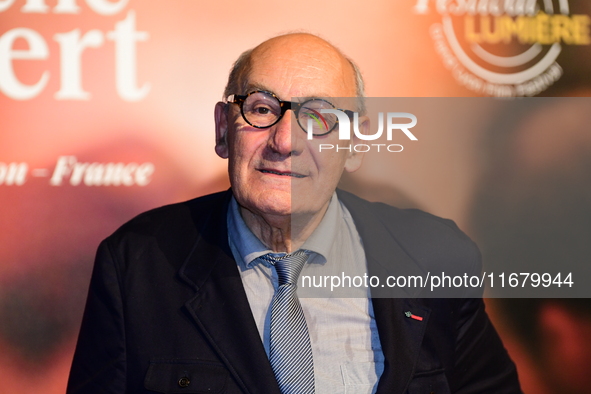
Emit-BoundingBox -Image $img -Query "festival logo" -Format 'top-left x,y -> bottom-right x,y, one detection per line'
414,0 -> 590,96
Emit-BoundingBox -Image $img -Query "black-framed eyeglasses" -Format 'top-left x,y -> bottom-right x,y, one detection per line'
226,90 -> 354,137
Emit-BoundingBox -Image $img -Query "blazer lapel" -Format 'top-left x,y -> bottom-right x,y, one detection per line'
372,298 -> 431,394
337,189 -> 432,393
179,191 -> 280,394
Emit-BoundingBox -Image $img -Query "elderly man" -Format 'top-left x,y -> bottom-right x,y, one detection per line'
67,33 -> 521,393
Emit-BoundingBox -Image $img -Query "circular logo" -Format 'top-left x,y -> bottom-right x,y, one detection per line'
415,0 -> 590,96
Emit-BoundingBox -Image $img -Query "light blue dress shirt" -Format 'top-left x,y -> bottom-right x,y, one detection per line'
227,193 -> 384,394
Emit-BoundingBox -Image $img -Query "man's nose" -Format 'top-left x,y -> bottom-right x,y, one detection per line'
269,112 -> 302,156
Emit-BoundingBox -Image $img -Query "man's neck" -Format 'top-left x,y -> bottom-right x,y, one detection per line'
239,204 -> 329,253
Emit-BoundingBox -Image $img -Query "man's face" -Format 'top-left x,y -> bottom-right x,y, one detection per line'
215,34 -> 363,224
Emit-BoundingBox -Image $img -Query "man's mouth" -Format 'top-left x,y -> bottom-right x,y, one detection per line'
259,169 -> 305,178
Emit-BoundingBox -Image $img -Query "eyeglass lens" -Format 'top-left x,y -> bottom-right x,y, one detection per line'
241,91 -> 338,136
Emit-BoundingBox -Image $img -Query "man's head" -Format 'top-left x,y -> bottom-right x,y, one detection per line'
214,33 -> 365,235
221,36 -> 366,114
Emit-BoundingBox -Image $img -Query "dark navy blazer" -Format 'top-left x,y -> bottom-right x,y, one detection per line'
67,189 -> 521,394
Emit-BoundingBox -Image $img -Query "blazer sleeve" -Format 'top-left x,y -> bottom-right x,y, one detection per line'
67,238 -> 127,393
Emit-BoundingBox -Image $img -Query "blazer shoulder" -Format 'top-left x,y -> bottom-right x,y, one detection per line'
375,203 -> 473,246
110,190 -> 230,239
337,189 -> 481,276
99,190 -> 231,271
338,188 -> 471,239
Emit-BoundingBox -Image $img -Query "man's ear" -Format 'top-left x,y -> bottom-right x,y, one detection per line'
214,101 -> 229,159
344,115 -> 368,173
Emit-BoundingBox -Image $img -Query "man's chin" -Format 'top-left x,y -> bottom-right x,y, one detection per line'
236,193 -> 291,218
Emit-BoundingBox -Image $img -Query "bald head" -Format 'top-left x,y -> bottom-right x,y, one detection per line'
223,33 -> 365,112
214,33 -> 366,250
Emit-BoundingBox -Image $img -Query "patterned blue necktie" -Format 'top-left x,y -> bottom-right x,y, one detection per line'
260,250 -> 315,394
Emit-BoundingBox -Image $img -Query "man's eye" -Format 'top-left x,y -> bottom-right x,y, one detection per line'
249,104 -> 279,116
254,106 -> 271,115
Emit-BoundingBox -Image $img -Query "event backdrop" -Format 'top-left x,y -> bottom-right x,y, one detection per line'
1,1 -> 590,393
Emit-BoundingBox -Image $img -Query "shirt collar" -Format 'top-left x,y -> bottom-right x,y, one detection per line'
227,192 -> 341,268
227,196 -> 273,269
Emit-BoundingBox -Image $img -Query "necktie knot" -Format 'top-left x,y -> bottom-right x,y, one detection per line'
260,250 -> 309,286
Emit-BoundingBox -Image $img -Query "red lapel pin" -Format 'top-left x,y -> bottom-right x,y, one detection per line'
404,311 -> 423,321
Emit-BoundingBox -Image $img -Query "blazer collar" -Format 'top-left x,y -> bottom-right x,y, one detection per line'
178,190 -> 281,394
